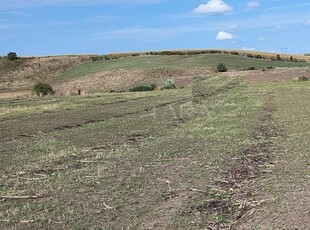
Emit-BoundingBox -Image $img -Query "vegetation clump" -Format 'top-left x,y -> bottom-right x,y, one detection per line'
297,76 -> 309,81
91,55 -> 104,62
7,52 -> 18,60
129,83 -> 156,92
217,63 -> 228,72
163,79 -> 176,89
33,82 -> 54,96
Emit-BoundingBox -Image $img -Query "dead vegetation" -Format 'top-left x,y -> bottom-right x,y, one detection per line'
0,55 -> 91,94
55,67 -> 213,95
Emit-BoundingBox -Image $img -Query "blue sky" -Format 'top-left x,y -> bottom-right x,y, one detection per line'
1,0 -> 310,56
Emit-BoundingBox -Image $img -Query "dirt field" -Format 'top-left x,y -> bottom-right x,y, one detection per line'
1,53 -> 309,229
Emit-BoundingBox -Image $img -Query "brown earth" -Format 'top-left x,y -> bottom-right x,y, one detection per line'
55,67 -> 213,95
0,55 -> 91,94
55,67 -> 310,95
223,67 -> 310,84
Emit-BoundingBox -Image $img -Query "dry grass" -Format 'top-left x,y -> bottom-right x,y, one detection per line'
55,67 -> 213,95
0,55 -> 91,93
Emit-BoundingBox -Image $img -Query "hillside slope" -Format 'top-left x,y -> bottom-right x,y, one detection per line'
0,55 -> 91,94
1,51 -> 310,97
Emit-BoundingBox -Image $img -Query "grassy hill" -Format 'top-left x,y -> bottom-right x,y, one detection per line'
60,53 -> 310,82
1,50 -> 310,97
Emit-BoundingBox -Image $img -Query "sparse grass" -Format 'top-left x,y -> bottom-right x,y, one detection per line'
236,80 -> 310,229
0,75 -> 309,229
0,76 -> 263,229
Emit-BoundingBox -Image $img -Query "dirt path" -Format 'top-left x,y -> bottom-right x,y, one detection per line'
237,86 -> 310,229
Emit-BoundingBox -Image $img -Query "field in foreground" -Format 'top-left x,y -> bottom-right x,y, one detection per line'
1,74 -> 309,229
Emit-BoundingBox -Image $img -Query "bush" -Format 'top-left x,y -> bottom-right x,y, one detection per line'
129,84 -> 156,92
297,76 -> 309,81
33,82 -> 54,96
266,66 -> 274,70
247,66 -> 256,70
91,55 -> 104,62
217,63 -> 227,72
254,54 -> 263,59
163,79 -> 176,89
7,52 -> 18,60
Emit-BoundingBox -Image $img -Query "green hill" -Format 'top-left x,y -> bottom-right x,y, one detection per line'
60,53 -> 310,82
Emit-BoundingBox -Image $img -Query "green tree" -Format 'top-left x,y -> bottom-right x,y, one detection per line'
7,52 -> 18,60
217,63 -> 227,72
33,82 -> 54,96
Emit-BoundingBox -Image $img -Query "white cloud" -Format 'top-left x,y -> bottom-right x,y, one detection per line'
246,1 -> 260,10
258,36 -> 265,41
216,31 -> 234,40
193,0 -> 233,14
241,47 -> 256,51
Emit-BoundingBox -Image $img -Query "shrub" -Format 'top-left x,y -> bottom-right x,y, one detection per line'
163,79 -> 176,89
91,55 -> 104,62
129,84 -> 156,92
217,63 -> 227,72
297,76 -> 309,81
33,82 -> 54,96
254,54 -> 262,59
290,56 -> 293,62
276,54 -> 282,61
230,51 -> 240,56
247,66 -> 256,70
266,66 -> 274,70
7,52 -> 18,60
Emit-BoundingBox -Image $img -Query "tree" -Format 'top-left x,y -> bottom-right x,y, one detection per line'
217,63 -> 227,72
33,82 -> 54,96
7,52 -> 18,60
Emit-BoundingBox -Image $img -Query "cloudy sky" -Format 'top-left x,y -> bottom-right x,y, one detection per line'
1,0 -> 310,56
